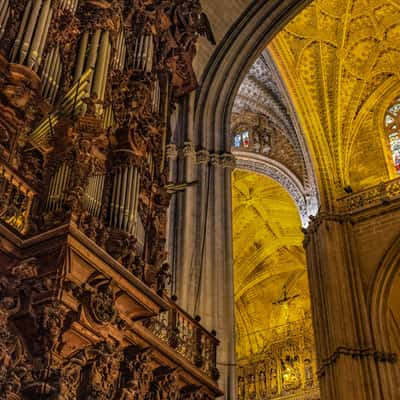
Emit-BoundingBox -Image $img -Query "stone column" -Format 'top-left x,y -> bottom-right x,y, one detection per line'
304,213 -> 383,400
168,144 -> 236,399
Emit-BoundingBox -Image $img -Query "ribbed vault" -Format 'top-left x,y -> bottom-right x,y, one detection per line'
232,170 -> 312,361
269,0 -> 400,201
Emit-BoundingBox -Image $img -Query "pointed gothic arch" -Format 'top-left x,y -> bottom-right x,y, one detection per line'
369,234 -> 400,398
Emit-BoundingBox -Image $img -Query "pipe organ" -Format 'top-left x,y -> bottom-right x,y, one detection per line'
0,0 -> 219,399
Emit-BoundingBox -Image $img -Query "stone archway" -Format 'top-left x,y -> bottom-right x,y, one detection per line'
168,2 -> 314,398
194,0 -> 313,152
370,235 -> 400,399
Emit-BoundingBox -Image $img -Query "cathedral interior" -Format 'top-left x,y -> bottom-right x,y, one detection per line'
0,0 -> 400,399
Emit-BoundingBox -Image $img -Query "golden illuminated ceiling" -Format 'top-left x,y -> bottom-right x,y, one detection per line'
232,170 -> 312,360
269,0 -> 400,203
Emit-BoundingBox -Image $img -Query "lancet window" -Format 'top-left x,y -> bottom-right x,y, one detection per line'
385,99 -> 400,174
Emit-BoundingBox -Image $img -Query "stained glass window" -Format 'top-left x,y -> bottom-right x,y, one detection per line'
233,130 -> 250,148
385,99 -> 400,174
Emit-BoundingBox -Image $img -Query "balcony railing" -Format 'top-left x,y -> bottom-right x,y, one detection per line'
143,297 -> 220,381
336,177 -> 400,213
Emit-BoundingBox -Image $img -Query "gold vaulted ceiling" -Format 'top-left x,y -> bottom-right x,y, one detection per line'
269,0 -> 400,204
232,170 -> 311,360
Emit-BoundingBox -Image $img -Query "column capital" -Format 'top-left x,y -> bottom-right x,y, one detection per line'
166,143 -> 178,160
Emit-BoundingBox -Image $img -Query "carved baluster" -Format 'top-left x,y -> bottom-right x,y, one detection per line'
194,324 -> 203,368
168,305 -> 179,349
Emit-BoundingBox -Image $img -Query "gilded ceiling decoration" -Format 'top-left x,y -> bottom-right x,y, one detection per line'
232,52 -> 319,224
233,52 -> 306,174
269,0 -> 400,203
233,170 -> 319,399
232,170 -> 312,358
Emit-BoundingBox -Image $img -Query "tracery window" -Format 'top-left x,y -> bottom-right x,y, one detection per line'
385,99 -> 400,174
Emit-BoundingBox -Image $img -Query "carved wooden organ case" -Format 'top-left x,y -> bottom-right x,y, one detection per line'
0,0 -> 221,399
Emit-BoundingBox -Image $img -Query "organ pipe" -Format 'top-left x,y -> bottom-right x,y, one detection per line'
60,0 -> 78,13
0,0 -> 10,41
28,0 -> 52,68
11,0 -> 32,62
75,29 -> 112,115
41,47 -> 63,104
45,162 -> 71,212
152,78 -> 161,114
83,174 -> 105,218
112,29 -> 126,72
18,0 -> 43,65
34,3 -> 53,70
92,30 -> 110,99
132,34 -> 154,71
74,31 -> 89,82
103,107 -> 114,129
109,161 -> 141,235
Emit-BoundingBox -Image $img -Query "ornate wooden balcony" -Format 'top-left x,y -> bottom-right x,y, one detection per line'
143,297 -> 220,382
0,212 -> 222,399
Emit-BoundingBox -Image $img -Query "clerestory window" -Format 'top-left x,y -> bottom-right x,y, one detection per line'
234,130 -> 250,148
385,99 -> 400,174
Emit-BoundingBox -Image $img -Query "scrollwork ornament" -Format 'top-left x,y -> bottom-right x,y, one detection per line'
89,283 -> 117,325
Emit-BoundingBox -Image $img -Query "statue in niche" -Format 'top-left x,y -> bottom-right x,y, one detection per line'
237,376 -> 245,400
253,131 -> 261,152
258,369 -> 267,398
248,374 -> 256,399
269,366 -> 278,395
304,358 -> 313,387
281,355 -> 300,392
259,127 -> 272,155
